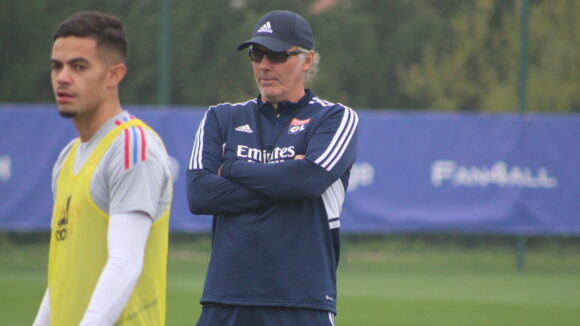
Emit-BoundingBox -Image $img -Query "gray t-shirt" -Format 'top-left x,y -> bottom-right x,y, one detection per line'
52,111 -> 172,221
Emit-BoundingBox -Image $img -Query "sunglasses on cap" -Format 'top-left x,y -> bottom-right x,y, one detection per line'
248,47 -> 306,64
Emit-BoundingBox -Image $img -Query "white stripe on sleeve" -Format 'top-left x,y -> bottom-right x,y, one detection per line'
314,105 -> 358,171
326,109 -> 358,171
322,179 -> 345,230
188,112 -> 207,170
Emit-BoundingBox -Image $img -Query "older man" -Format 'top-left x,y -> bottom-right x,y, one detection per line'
187,10 -> 358,326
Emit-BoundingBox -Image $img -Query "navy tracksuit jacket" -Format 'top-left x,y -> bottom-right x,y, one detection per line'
187,89 -> 358,313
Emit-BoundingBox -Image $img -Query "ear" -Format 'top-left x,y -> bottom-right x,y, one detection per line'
301,51 -> 314,72
107,63 -> 127,88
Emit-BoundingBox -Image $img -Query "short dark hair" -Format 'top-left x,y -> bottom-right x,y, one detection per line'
53,11 -> 128,62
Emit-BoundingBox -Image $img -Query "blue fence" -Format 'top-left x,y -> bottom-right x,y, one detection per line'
1,105 -> 579,234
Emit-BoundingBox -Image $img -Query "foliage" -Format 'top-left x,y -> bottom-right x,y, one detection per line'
0,0 -> 578,112
400,0 -> 580,112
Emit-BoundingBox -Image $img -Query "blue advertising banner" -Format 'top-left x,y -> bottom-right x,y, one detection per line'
1,105 -> 579,234
343,111 -> 580,234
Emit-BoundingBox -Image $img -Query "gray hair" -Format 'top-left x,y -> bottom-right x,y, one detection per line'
298,48 -> 320,81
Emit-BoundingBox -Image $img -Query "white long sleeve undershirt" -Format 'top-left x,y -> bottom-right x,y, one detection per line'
32,211 -> 152,326
32,288 -> 50,326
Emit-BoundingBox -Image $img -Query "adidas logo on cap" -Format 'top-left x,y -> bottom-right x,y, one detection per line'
237,11 -> 314,52
257,21 -> 273,34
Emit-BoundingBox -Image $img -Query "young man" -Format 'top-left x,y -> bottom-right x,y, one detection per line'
32,12 -> 172,326
187,10 -> 358,326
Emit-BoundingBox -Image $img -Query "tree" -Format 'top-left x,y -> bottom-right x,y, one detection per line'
399,0 -> 580,112
0,0 -> 577,112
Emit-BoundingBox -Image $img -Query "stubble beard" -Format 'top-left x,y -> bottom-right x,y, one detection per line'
58,108 -> 77,119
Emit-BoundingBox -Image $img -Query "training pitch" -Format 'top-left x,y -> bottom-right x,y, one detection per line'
1,235 -> 579,326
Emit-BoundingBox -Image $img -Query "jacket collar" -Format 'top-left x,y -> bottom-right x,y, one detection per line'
258,89 -> 314,116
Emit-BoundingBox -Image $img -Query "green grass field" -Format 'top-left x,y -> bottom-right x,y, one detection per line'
1,234 -> 579,326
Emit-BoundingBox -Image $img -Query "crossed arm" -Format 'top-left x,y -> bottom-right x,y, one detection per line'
187,105 -> 358,214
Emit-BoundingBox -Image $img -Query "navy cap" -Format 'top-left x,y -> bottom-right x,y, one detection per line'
237,10 -> 313,52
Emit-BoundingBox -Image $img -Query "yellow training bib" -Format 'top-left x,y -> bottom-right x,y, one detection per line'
48,119 -> 170,325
